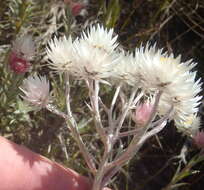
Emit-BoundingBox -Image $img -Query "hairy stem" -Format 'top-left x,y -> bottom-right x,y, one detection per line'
65,73 -> 97,174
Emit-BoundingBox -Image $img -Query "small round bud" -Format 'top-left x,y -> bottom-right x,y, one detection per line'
133,102 -> 153,126
9,52 -> 30,74
193,131 -> 204,149
9,35 -> 35,74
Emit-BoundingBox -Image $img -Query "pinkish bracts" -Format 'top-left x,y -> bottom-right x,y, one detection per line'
9,35 -> 35,74
20,75 -> 50,108
133,102 -> 153,126
194,131 -> 204,149
71,3 -> 85,16
9,52 -> 30,74
64,0 -> 85,16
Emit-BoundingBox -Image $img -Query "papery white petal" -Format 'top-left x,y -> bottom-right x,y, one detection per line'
20,75 -> 50,108
46,36 -> 74,72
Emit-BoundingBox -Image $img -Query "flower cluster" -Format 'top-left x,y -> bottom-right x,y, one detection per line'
130,45 -> 202,135
21,24 -> 202,136
46,24 -> 119,80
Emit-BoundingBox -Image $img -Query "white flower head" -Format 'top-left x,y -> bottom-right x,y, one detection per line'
113,50 -> 140,86
158,72 -> 202,125
46,36 -> 74,73
80,24 -> 118,53
20,75 -> 50,108
70,25 -> 120,80
12,35 -> 35,60
135,44 -> 195,91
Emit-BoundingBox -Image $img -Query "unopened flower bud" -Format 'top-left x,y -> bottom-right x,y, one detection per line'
193,131 -> 204,149
71,3 -> 85,16
19,75 -> 50,109
9,52 -> 30,74
64,0 -> 85,16
133,102 -> 153,126
9,35 -> 35,74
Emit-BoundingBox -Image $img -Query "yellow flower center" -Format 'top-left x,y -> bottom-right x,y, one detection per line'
183,116 -> 194,127
160,57 -> 175,64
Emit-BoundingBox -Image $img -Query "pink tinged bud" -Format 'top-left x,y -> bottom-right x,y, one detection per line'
9,52 -> 30,74
9,35 -> 35,74
133,102 -> 153,126
194,131 -> 204,149
71,3 -> 85,16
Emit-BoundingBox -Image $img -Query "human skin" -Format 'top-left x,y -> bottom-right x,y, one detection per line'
0,136 -> 91,190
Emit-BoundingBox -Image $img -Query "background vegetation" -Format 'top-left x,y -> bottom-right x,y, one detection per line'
0,0 -> 204,189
